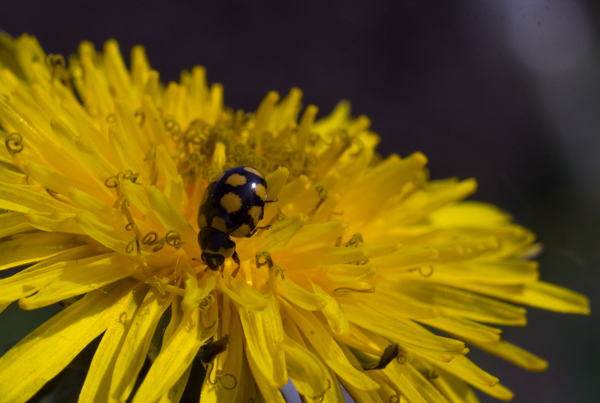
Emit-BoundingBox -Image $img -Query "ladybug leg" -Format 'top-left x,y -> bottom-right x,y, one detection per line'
231,251 -> 241,277
264,198 -> 278,203
245,225 -> 272,238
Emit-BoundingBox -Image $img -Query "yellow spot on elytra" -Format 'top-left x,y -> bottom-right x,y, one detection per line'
221,192 -> 242,213
211,216 -> 228,233
226,173 -> 247,186
244,167 -> 262,178
255,183 -> 267,200
215,172 -> 226,183
230,224 -> 251,238
249,206 -> 263,225
198,213 -> 208,229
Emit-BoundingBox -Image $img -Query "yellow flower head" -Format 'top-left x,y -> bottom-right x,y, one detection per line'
0,34 -> 590,403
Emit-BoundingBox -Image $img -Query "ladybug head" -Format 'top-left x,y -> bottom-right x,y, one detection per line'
198,227 -> 236,271
201,252 -> 225,271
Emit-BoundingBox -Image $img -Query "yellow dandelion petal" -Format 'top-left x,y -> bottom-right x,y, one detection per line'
239,293 -> 288,388
0,34 -> 590,403
78,285 -> 147,403
17,253 -> 137,310
0,212 -> 34,237
0,280 -> 137,403
133,276 -> 213,403
110,288 -> 174,402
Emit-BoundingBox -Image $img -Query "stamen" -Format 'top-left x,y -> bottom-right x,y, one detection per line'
5,133 -> 23,154
409,266 -> 434,277
165,230 -> 185,250
134,108 -> 145,127
255,251 -> 285,279
332,287 -> 375,297
248,383 -> 260,403
396,353 -> 411,364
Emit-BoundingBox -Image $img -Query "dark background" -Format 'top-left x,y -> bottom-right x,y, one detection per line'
1,1 -> 598,402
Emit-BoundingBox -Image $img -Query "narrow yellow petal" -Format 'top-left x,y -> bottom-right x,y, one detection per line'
23,160 -> 108,198
296,104 -> 318,149
132,306 -> 206,403
444,280 -> 590,315
201,300 -> 244,402
239,293 -> 288,388
75,210 -> 136,259
103,40 -> 135,106
340,153 -> 427,224
0,212 -> 33,237
386,178 -> 477,226
69,187 -> 125,230
466,339 -> 548,372
107,124 -> 142,174
278,277 -> 327,311
18,253 -> 138,309
335,343 -> 383,403
115,98 -> 149,156
427,355 -> 499,388
217,275 -> 268,311
274,245 -> 368,270
0,165 -> 26,184
418,315 -> 502,343
508,280 -> 590,314
0,250 -> 112,301
208,83 -> 223,124
311,281 -> 349,335
430,367 -> 480,403
156,145 -> 186,213
142,94 -> 171,151
432,260 -> 539,285
49,118 -> 117,185
0,180 -> 79,213
262,166 -> 289,219
0,279 -> 137,403
313,100 -> 351,135
157,364 -> 192,403
245,342 -> 287,403
145,184 -> 201,259
0,232 -> 84,271
26,211 -> 82,234
252,91 -> 279,136
396,281 -> 527,326
341,287 -> 439,320
342,303 -> 467,356
281,300 -> 379,391
429,201 -> 512,227
284,220 -> 349,250
0,243 -> 100,300
162,295 -> 183,347
271,175 -> 309,217
241,213 -> 307,256
111,288 -> 175,402
318,364 -> 348,403
382,360 -> 448,403
470,382 -> 513,401
79,286 -> 146,403
380,370 -> 427,403
284,333 -> 329,399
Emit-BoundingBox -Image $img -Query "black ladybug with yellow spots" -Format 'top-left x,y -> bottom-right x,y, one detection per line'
197,166 -> 269,273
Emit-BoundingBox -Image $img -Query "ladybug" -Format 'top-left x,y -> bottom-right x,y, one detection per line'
197,166 -> 270,275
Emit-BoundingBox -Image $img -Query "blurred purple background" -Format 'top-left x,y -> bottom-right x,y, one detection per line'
1,1 -> 598,402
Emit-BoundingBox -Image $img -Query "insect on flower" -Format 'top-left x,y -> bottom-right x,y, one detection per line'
197,166 -> 273,276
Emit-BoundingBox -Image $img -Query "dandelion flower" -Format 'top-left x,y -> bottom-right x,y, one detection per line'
0,34 -> 590,403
